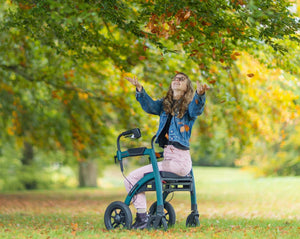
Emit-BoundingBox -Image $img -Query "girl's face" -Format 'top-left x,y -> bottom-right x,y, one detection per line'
171,74 -> 188,93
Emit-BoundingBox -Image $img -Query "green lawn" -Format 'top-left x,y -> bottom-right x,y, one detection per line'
0,167 -> 299,238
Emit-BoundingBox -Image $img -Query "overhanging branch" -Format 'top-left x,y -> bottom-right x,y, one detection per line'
0,64 -> 111,102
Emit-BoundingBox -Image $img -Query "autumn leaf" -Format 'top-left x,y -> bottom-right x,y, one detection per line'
143,45 -> 149,51
139,56 -> 146,60
231,54 -> 237,60
78,92 -> 89,100
71,223 -> 78,236
19,3 -> 35,10
183,11 -> 191,20
190,21 -> 197,27
190,49 -> 199,57
184,125 -> 190,132
180,126 -> 185,133
7,127 -> 15,136
155,152 -> 161,158
183,36 -> 194,45
180,125 -> 190,132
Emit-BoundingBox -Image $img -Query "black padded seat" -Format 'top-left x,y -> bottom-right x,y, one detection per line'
160,171 -> 191,179
144,171 -> 191,179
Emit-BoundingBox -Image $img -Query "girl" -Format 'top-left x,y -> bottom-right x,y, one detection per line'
125,72 -> 208,229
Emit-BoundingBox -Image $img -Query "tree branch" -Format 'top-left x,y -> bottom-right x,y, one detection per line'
0,64 -> 111,102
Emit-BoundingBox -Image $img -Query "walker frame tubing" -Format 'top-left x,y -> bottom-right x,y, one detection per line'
116,148 -> 164,208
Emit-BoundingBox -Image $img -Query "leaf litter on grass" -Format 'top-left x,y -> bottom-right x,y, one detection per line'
1,167 -> 300,238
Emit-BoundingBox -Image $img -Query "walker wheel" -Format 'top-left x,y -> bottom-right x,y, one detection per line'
147,215 -> 168,230
104,201 -> 132,230
186,213 -> 200,227
148,201 -> 176,226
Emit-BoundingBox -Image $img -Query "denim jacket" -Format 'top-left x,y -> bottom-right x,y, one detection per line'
136,88 -> 206,148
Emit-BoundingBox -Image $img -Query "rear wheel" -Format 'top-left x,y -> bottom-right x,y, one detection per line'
104,201 -> 132,230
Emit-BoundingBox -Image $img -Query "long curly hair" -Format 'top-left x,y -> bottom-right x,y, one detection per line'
163,72 -> 194,118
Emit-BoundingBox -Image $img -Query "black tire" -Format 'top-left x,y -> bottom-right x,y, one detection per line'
148,201 -> 176,226
186,213 -> 200,227
104,201 -> 132,230
147,215 -> 168,230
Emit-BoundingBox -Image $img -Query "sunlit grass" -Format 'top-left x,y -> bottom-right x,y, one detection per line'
0,167 -> 299,238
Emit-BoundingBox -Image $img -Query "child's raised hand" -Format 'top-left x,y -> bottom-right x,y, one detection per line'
125,76 -> 142,91
196,81 -> 209,95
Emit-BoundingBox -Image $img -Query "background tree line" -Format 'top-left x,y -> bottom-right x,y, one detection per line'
0,0 -> 299,190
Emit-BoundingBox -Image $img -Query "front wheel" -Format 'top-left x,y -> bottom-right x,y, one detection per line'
147,215 -> 168,230
148,201 -> 176,226
104,201 -> 132,230
186,213 -> 200,227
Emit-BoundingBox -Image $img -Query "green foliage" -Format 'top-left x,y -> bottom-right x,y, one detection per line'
0,0 -> 299,187
0,142 -> 77,191
238,124 -> 300,177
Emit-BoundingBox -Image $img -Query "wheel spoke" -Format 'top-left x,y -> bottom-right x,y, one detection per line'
121,221 -> 126,228
112,209 -> 117,216
112,222 -> 118,228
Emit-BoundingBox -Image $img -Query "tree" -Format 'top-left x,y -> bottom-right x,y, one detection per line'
3,0 -> 299,68
0,0 -> 299,189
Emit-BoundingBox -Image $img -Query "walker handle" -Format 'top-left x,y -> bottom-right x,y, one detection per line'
120,160 -> 124,173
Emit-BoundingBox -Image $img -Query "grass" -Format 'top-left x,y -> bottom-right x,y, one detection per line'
0,166 -> 299,238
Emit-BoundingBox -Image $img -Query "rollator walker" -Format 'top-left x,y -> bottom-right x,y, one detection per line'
104,128 -> 200,230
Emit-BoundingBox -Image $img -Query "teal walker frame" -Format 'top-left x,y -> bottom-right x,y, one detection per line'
104,128 -> 200,230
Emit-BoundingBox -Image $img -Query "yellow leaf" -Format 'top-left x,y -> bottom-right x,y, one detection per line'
7,127 -> 14,136
78,92 -> 88,100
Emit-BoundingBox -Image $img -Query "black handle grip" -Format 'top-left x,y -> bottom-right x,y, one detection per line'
120,160 -> 124,172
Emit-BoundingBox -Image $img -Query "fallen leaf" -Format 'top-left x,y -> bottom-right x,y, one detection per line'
183,11 -> 191,20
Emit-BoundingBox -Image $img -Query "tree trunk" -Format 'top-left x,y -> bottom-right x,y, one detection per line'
20,141 -> 37,190
78,160 -> 98,187
21,141 -> 34,165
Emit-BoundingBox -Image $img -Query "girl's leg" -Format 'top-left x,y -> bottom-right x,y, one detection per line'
124,145 -> 191,211
124,164 -> 154,212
